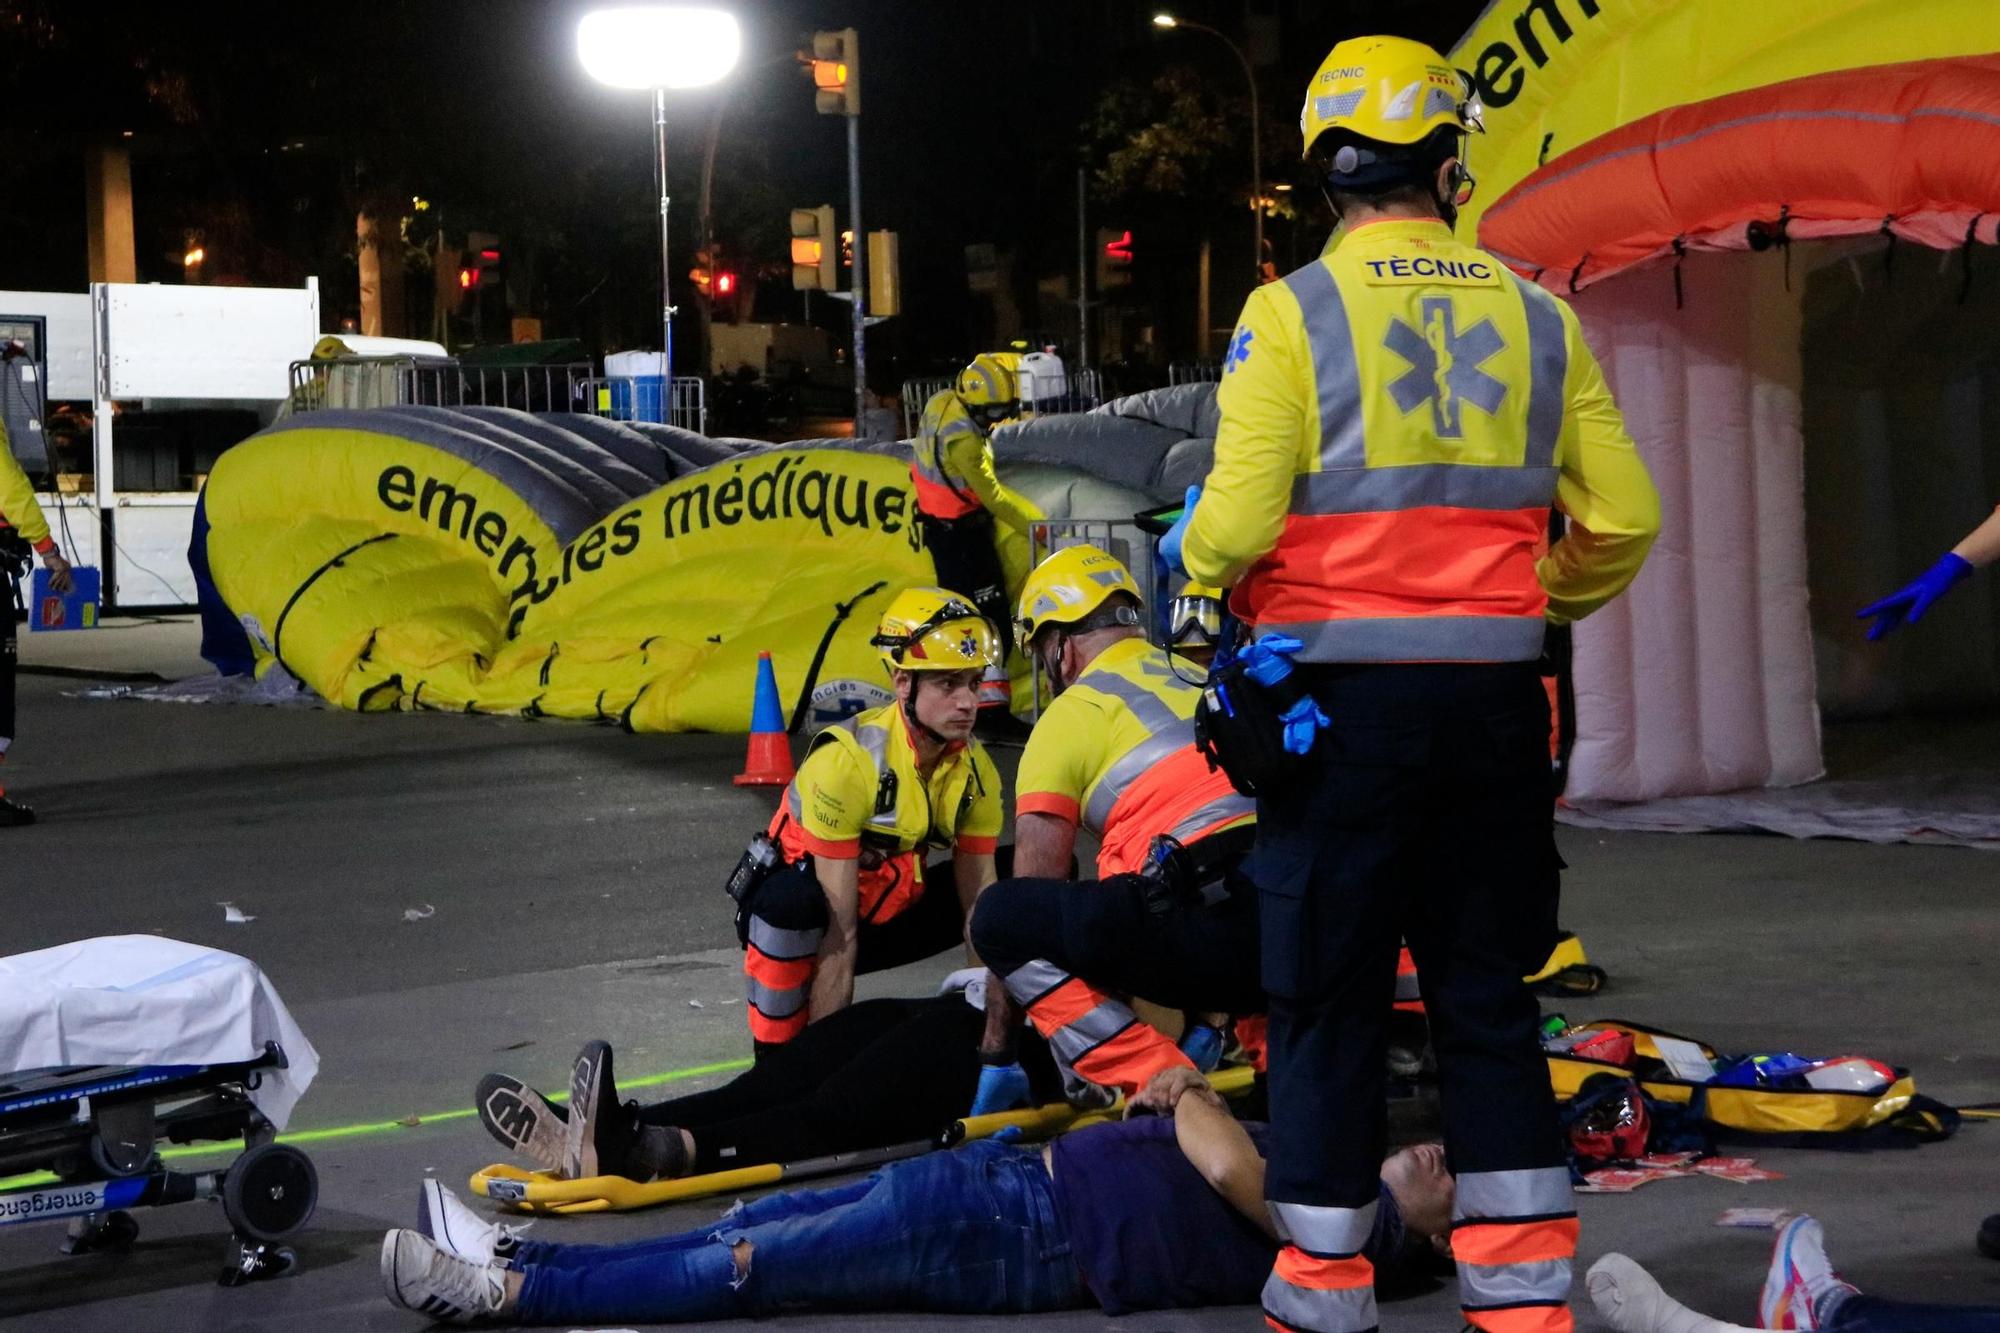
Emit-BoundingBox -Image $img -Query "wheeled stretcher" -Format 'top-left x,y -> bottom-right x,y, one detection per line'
0,936 -> 323,1284
0,1045 -> 318,1282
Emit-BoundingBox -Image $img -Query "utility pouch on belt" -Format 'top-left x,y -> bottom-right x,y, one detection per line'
724,831 -> 782,906
1194,655 -> 1311,798
1137,834 -> 1196,915
0,528 -> 30,583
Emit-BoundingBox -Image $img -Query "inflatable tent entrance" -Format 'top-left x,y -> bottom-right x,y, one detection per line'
1447,0 -> 2000,836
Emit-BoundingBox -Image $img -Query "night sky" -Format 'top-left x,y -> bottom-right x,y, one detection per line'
3,0 -> 1486,379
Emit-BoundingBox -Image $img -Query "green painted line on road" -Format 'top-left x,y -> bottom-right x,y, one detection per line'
0,1055 -> 753,1191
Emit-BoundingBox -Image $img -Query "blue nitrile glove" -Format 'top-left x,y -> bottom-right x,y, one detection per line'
1180,1024 -> 1226,1074
970,1062 -> 1031,1116
990,1124 -> 1025,1144
1857,553 -> 1974,640
1157,485 -> 1201,574
1238,633 -> 1305,688
1278,693 -> 1331,756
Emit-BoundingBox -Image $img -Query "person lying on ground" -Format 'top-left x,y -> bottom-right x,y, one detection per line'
476,988 -> 1063,1183
1589,1214 -> 2000,1333
386,1064 -> 1453,1326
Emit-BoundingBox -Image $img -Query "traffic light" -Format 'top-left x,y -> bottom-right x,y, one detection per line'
790,205 -> 837,291
461,230 -> 504,310
1095,227 -> 1134,291
810,29 -> 859,116
867,230 -> 900,318
715,271 -> 736,297
839,229 -> 854,270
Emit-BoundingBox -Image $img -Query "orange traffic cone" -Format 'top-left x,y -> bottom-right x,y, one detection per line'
733,652 -> 796,787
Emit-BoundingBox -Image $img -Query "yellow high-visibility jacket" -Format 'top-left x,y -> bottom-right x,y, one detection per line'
1183,218 -> 1659,662
910,391 -> 1038,533
0,422 -> 53,550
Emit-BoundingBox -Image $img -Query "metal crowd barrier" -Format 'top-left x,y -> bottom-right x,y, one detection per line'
577,376 -> 708,435
900,368 -> 1106,439
287,358 -> 593,415
1023,514 -> 1166,719
1168,362 -> 1223,386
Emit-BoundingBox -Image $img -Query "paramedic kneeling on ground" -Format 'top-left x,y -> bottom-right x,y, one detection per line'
1,375 -> 73,827
384,1066 -> 1456,1325
1167,36 -> 1660,1333
969,544 -> 1262,1108
733,587 -> 1007,1054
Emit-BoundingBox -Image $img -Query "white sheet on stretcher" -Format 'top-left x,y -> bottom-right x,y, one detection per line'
0,936 -> 319,1129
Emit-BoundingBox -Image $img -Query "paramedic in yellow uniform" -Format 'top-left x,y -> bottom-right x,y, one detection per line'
1,389 -> 73,827
737,588 -> 1007,1052
1166,37 -> 1660,1333
968,545 -> 1261,1109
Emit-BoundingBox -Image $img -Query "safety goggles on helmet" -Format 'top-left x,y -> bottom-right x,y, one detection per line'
1168,586 -> 1225,649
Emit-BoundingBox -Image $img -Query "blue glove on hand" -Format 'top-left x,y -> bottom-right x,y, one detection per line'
1157,485 -> 1202,574
1238,633 -> 1305,688
1857,553 -> 1974,640
1180,1024 -> 1226,1074
1277,692 -> 1332,756
969,1062 -> 1031,1116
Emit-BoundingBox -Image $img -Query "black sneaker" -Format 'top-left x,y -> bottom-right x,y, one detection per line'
562,1040 -> 633,1180
475,1072 -> 567,1174
0,797 -> 35,828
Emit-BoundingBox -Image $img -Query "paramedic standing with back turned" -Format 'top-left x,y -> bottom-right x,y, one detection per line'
1,345 -> 73,828
1166,38 -> 1660,1333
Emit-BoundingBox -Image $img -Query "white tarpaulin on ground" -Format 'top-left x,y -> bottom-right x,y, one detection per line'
0,936 -> 320,1127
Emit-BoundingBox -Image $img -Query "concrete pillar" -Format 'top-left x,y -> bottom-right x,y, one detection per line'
85,142 -> 136,284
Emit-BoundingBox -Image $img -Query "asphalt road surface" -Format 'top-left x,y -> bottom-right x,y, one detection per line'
2,619 -> 1995,1329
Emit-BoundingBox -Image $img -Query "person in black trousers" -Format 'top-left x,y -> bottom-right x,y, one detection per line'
476,991 -> 1062,1183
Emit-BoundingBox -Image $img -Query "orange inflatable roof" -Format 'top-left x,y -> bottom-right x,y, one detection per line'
1479,56 -> 2000,292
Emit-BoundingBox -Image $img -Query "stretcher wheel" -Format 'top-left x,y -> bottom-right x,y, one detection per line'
62,1210 -> 139,1254
222,1143 -> 317,1243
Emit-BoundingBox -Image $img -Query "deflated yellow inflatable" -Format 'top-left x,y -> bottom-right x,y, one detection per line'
201,409 -> 945,732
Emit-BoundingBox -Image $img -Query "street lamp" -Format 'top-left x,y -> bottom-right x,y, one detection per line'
1152,12 -> 1262,285
578,6 -> 741,424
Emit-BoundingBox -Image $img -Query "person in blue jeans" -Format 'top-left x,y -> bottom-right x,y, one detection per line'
1588,1215 -> 2000,1332
380,1066 -> 1456,1325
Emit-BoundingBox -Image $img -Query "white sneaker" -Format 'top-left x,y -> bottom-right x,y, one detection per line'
381,1227 -> 507,1324
418,1179 -> 525,1268
1760,1214 -> 1857,1330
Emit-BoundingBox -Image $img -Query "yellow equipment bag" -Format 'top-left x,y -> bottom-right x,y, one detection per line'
1546,1020 -> 1925,1137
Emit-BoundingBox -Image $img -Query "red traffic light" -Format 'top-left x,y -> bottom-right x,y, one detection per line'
1103,230 -> 1134,263
715,271 -> 737,296
478,248 -> 501,263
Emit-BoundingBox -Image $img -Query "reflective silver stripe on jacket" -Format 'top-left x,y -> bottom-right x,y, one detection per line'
1282,261 -> 1365,471
1289,464 -> 1558,515
1256,615 -> 1547,664
1164,791 -> 1253,846
799,716 -> 900,842
1075,667 -> 1199,834
1511,272 -> 1570,469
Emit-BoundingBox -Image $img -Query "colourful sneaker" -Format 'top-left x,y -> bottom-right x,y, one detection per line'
380,1228 -> 507,1323
1760,1214 -> 1856,1329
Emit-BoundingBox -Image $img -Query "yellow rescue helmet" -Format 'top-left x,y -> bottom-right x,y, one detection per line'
871,586 -> 1002,674
1299,35 -> 1480,160
1168,580 -> 1226,649
1015,544 -> 1144,649
956,352 -> 1021,410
